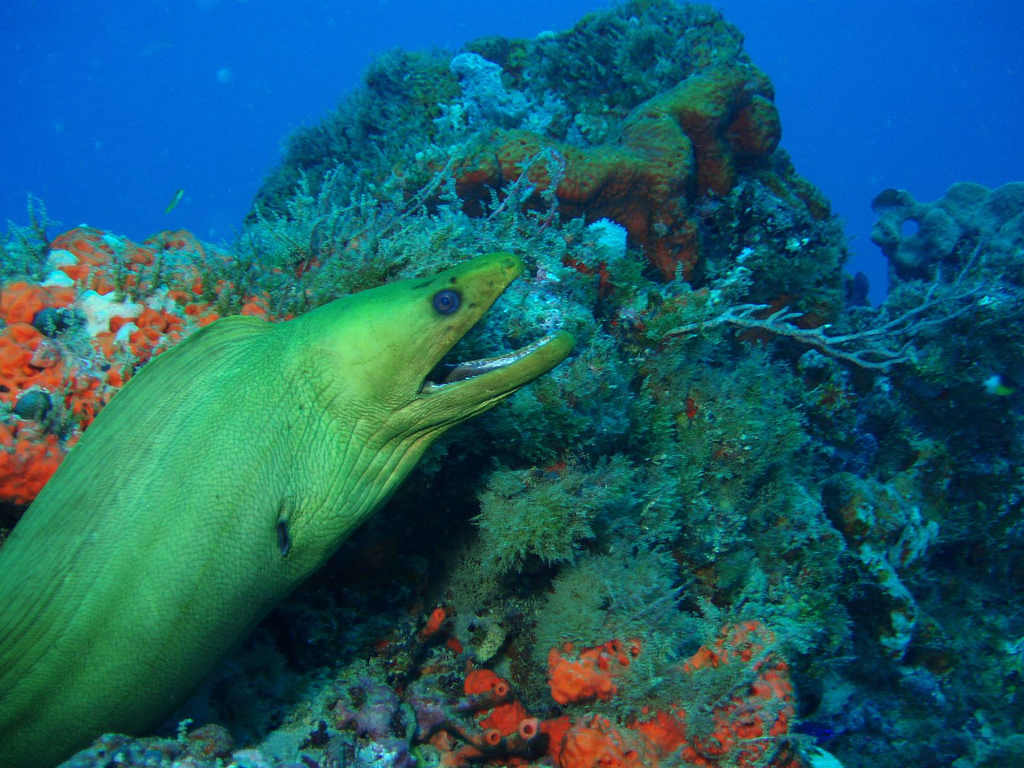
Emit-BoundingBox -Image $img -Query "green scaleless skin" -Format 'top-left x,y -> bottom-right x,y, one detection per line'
0,252 -> 573,768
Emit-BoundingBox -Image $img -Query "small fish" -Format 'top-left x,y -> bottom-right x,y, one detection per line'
165,189 -> 185,213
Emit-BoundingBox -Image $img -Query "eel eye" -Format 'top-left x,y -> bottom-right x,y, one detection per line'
432,289 -> 460,315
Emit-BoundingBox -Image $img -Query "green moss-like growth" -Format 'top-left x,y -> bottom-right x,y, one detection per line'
1,196 -> 53,284
250,49 -> 459,218
527,2 -> 747,118
473,455 -> 637,574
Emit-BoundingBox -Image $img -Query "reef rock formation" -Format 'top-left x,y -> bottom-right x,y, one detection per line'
871,181 -> 1024,279
453,61 -> 781,279
253,1 -> 842,313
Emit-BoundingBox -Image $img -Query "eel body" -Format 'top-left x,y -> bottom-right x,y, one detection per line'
0,253 -> 572,768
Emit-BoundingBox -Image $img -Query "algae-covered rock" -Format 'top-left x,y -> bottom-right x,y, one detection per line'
871,181 -> 1024,279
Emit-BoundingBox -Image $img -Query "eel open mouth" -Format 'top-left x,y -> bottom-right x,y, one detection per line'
420,334 -> 561,393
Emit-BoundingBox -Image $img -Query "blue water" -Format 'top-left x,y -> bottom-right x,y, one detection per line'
2,1 -> 1022,302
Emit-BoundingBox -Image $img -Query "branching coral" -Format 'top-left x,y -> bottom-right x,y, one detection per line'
665,244 -> 985,370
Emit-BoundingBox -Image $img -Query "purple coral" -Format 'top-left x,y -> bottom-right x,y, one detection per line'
331,674 -> 402,740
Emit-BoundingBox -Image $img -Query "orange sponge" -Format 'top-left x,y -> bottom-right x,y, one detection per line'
558,715 -> 653,768
547,640 -> 639,706
675,621 -> 797,767
0,422 -> 67,506
0,324 -> 64,408
49,226 -> 117,266
0,282 -> 76,325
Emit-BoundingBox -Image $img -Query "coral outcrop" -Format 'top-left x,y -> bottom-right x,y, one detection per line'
454,61 -> 781,279
57,614 -> 802,768
253,1 -> 842,315
870,181 -> 1024,279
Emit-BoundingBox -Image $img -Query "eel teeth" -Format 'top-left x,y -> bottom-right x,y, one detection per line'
421,334 -> 557,393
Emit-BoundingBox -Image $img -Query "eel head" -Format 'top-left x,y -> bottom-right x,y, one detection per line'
286,252 -> 573,532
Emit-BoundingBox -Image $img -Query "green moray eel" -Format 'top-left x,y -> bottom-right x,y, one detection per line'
0,252 -> 572,768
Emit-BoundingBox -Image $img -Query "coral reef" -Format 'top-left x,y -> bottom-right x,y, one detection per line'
1,2 -> 1022,768
870,181 -> 1024,279
55,614 -> 803,768
254,1 -> 840,314
822,471 -> 939,660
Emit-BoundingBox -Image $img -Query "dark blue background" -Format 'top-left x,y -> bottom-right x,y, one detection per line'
3,1 -> 1022,301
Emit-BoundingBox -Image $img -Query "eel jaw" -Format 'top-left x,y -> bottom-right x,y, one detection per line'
421,333 -> 564,393
414,330 -> 574,420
